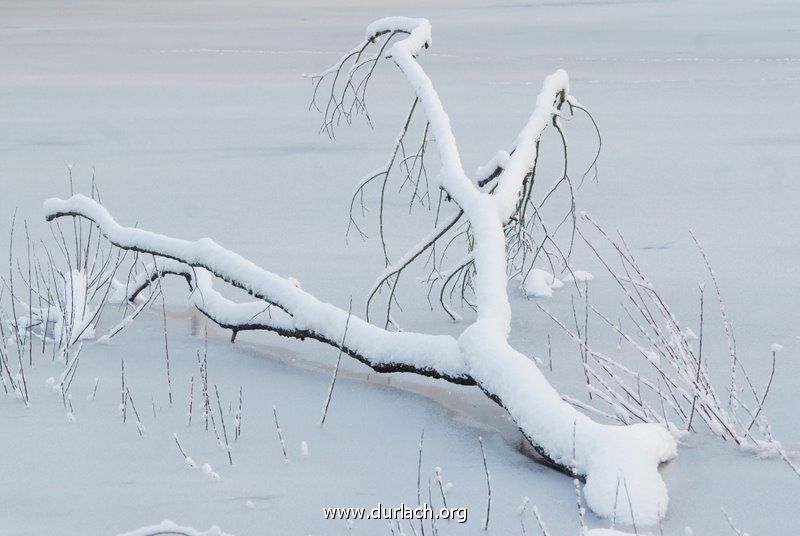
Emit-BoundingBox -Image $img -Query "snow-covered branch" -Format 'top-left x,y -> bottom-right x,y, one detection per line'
311,17 -> 677,526
44,196 -> 470,384
120,258 -> 291,341
41,18 -> 682,527
44,193 -> 675,526
320,16 -> 578,329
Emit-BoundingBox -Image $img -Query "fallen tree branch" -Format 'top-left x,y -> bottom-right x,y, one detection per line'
43,17 -> 680,527
45,194 -> 676,526
110,254 -> 471,385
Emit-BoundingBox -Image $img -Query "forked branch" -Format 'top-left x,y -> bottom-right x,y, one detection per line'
44,18 -> 678,526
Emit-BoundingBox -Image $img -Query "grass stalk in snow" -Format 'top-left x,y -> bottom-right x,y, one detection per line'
417,428 -> 425,536
160,282 -> 173,406
125,386 -> 144,436
198,350 -> 209,432
173,433 -> 196,469
721,507 -> 746,536
121,359 -> 127,423
187,375 -> 194,427
427,478 -> 437,535
2,175 -> 136,407
541,213 -> 790,462
7,210 -> 29,405
272,405 -> 288,463
319,298 -> 352,427
87,376 -> 99,401
478,436 -> 491,531
214,384 -> 233,465
531,506 -> 552,536
434,466 -> 447,508
234,386 -> 242,441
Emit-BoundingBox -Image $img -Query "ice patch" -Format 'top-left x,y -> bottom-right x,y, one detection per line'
563,270 -> 594,283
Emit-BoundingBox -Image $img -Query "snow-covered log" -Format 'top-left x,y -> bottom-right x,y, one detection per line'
44,194 -> 675,525
43,17 -> 678,526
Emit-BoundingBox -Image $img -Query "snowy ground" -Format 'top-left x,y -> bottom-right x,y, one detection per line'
1,0 -> 799,534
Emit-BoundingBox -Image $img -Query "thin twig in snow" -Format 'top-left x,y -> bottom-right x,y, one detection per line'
320,298 -> 352,427
273,405 -> 289,463
479,436 -> 491,531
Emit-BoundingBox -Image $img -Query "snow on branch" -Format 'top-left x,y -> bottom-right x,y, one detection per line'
308,17 -> 677,526
314,17 -> 580,329
44,195 -> 469,384
43,18 -> 682,527
44,193 -> 676,525
119,258 -> 293,341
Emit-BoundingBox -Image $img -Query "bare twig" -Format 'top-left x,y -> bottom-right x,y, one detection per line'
479,436 -> 491,531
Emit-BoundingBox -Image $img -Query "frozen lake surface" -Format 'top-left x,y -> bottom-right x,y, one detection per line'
1,0 -> 798,534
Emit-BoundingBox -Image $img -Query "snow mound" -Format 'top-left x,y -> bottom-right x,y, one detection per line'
582,423 -> 677,526
117,520 -> 233,536
522,268 -> 564,298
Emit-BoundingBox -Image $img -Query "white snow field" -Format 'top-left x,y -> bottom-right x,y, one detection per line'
1,0 -> 799,535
